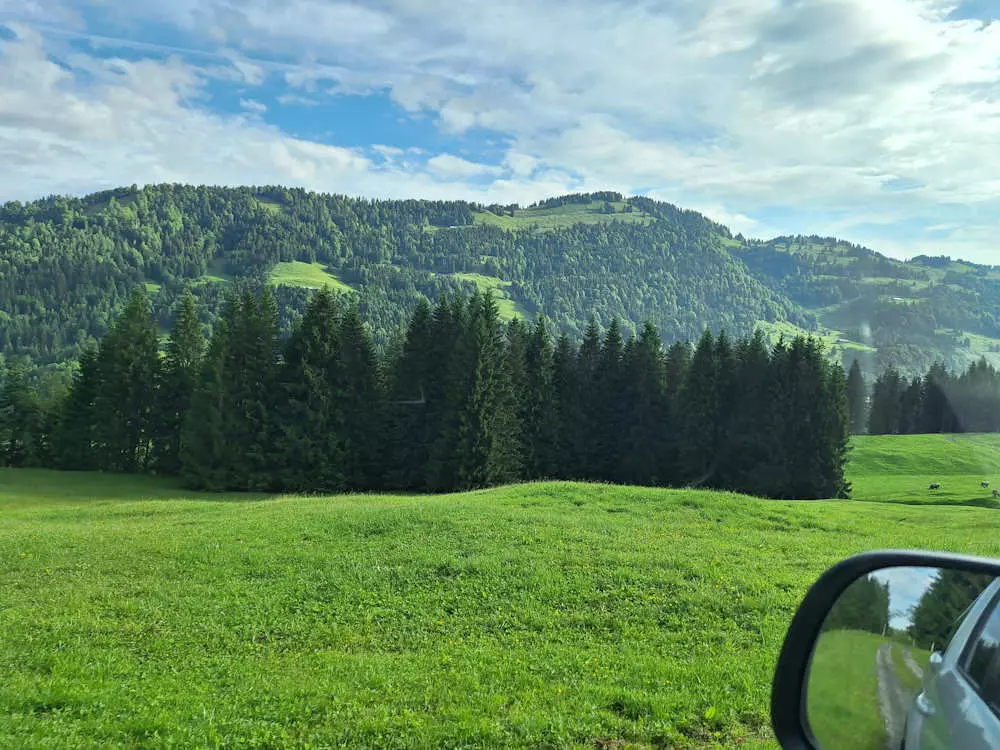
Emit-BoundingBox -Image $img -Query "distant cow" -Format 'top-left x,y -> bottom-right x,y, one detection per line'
993,489 -> 999,499
929,483 -> 941,490
983,481 -> 991,489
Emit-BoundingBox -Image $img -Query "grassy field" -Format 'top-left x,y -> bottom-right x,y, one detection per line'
4,437 -> 1000,747
849,433 -> 1000,509
269,261 -> 354,293
806,630 -> 886,750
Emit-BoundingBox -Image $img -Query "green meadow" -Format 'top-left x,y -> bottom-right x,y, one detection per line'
3,435 -> 1000,748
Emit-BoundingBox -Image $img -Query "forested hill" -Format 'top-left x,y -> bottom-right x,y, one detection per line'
1,184 -> 998,375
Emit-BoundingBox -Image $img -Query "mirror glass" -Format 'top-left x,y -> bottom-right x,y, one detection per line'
807,566 -> 1000,750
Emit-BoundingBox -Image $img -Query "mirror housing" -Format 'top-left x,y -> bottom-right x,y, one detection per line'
770,550 -> 1000,750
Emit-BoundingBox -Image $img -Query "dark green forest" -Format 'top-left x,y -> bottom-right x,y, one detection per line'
0,185 -> 799,368
908,569 -> 994,651
822,575 -> 891,635
0,287 -> 851,500
4,184 -> 1000,381
860,358 -> 1000,435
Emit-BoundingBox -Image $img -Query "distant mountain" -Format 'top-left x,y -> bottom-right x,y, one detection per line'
1,185 -> 997,376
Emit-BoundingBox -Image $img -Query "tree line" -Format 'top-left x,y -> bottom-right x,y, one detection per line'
850,357 -> 1000,435
0,287 -> 851,499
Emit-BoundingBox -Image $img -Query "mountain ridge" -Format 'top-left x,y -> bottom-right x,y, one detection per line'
1,184 -> 998,377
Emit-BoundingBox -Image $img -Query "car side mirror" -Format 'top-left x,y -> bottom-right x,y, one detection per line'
770,550 -> 1000,750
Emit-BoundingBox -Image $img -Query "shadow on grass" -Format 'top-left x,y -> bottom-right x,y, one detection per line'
0,467 -> 275,505
866,496 -> 1000,511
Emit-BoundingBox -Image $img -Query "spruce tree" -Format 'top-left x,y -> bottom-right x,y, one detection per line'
93,290 -> 161,472
272,287 -> 344,492
52,348 -> 101,470
620,322 -> 667,485
337,304 -> 385,490
551,333 -> 578,480
521,316 -> 558,479
386,297 -> 434,490
0,357 -> 39,467
680,330 -> 718,486
594,318 -> 626,482
845,359 -> 867,434
153,291 -> 203,475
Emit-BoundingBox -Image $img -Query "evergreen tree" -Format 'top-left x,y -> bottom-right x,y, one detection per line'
680,330 -> 718,486
272,287 -> 344,492
153,291 -> 203,475
868,366 -> 906,435
0,357 -> 39,467
595,318 -> 626,481
182,287 -> 278,490
551,333 -> 578,479
93,290 -> 161,472
337,304 -> 385,490
620,322 -> 667,485
52,348 -> 101,470
521,316 -> 558,479
387,297 -> 434,490
574,316 -> 604,480
921,362 -> 959,433
441,293 -> 521,489
725,330 -> 776,494
846,359 -> 867,434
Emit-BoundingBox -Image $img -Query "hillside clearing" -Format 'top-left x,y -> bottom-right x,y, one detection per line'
449,272 -> 526,320
269,261 -> 354,292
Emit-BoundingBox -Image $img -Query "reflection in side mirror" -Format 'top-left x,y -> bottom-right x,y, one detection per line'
928,650 -> 943,674
806,566 -> 1000,750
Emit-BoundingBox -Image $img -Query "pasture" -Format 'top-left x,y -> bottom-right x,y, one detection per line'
2,435 -> 1000,748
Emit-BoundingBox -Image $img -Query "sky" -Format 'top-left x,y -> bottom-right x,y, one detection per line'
874,566 -> 938,631
1,1 -> 999,263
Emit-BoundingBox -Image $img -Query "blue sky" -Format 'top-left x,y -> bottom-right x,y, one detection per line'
1,0 -> 999,263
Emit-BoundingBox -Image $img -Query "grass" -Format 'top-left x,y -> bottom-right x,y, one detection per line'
849,434 -> 1000,509
143,281 -> 162,294
450,272 -> 526,320
806,630 -> 886,750
269,261 -> 354,293
888,643 -> 925,693
4,465 -> 1000,748
5,435 -> 1000,747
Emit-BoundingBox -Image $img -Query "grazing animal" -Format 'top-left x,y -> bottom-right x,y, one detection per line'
929,483 -> 941,490
983,481 -> 991,489
993,489 -> 999,499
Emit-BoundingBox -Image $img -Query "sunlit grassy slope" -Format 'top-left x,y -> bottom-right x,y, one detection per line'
3,458 -> 1000,749
449,272 -> 526,320
269,261 -> 353,292
472,200 -> 654,230
849,433 -> 1000,509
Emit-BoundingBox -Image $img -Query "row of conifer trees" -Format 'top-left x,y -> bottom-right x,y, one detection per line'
0,286 -> 851,499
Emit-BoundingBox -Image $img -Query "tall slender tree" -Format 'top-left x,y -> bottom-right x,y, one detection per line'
153,291 -> 204,475
93,290 -> 161,472
846,359 -> 867,434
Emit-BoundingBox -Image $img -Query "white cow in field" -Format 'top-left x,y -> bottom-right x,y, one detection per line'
983,481 -> 991,489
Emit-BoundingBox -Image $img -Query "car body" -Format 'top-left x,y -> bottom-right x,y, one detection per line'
904,579 -> 1000,749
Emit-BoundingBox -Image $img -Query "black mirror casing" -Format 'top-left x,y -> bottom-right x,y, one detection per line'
770,550 -> 1000,750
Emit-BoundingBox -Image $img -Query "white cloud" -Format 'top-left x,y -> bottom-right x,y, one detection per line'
426,153 -> 501,179
239,97 -> 266,114
5,0 -> 1000,261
